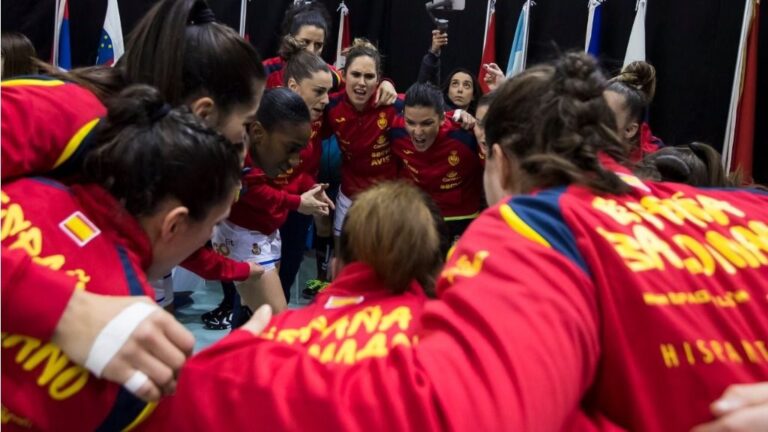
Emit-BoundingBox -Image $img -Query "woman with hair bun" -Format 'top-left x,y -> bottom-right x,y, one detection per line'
139,52 -> 768,432
1,85 -> 242,431
636,142 -> 738,187
604,60 -> 663,162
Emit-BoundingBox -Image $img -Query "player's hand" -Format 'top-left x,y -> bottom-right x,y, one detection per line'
691,383 -> 768,432
299,185 -> 333,217
455,110 -> 477,130
247,262 -> 265,280
482,63 -> 505,92
52,291 -> 194,402
242,304 -> 273,336
431,29 -> 448,54
374,80 -> 398,107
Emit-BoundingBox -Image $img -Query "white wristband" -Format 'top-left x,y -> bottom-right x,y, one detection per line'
452,109 -> 463,122
84,302 -> 159,377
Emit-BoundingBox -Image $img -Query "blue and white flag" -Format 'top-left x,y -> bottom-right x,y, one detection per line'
506,0 -> 532,77
52,0 -> 72,70
623,0 -> 647,67
95,0 -> 124,66
585,0 -> 605,56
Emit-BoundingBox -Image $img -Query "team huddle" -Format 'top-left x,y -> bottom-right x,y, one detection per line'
2,0 -> 767,431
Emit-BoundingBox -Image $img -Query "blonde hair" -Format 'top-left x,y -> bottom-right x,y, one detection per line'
339,181 -> 442,293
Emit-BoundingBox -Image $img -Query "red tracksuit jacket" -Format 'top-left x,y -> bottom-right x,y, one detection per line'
0,77 -> 250,283
263,56 -> 343,90
325,92 -> 404,197
1,179 -> 156,431
140,167 -> 767,431
391,116 -> 483,219
1,77 -> 106,181
227,158 -> 302,234
143,261 -> 427,430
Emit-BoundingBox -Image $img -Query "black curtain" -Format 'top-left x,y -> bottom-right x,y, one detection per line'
3,0 -> 765,182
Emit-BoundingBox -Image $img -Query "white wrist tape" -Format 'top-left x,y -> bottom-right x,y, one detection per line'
85,302 -> 159,377
452,109 -> 463,122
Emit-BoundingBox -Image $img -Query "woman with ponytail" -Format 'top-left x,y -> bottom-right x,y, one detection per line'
144,51 -> 768,431
2,0 -> 270,330
1,85 -> 242,431
604,60 -> 663,162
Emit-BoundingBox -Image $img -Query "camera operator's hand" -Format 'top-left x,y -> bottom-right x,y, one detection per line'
430,30 -> 448,55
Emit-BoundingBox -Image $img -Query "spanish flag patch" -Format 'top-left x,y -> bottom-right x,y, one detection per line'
324,295 -> 364,310
59,211 -> 101,247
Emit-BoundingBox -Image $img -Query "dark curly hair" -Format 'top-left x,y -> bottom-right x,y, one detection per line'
484,52 -> 630,194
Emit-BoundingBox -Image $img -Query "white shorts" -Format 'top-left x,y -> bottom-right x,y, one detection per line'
212,220 -> 281,273
151,273 -> 174,308
333,189 -> 353,237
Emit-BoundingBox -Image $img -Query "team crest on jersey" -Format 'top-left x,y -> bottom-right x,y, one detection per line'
59,211 -> 101,247
448,150 -> 460,166
324,295 -> 365,309
214,242 -> 231,257
251,243 -> 261,255
377,112 -> 388,130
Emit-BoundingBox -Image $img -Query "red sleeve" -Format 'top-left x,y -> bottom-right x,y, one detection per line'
179,246 -> 251,282
1,79 -> 105,181
1,246 -> 76,340
141,205 -> 601,431
246,181 -> 301,212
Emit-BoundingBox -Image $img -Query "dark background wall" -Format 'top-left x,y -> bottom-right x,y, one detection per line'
3,0 -> 765,182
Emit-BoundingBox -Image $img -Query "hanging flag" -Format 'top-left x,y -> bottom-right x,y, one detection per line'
585,0 -> 605,56
239,0 -> 248,39
52,0 -> 72,70
506,0 -> 532,77
334,1 -> 351,69
723,0 -> 759,178
478,0 -> 497,93
623,0 -> 647,67
95,0 -> 124,66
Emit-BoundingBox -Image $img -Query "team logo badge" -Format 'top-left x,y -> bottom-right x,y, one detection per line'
448,150 -> 460,166
377,112 -> 388,130
59,211 -> 101,247
324,295 -> 365,309
252,243 -> 261,255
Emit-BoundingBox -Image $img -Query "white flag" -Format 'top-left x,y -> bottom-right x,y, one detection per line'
623,0 -> 647,67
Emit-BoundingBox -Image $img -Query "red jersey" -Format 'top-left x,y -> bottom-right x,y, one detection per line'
629,122 -> 662,163
143,261 -> 427,430
325,92 -> 404,197
1,179 -> 156,431
1,77 -> 106,181
391,117 -> 483,219
270,120 -> 328,195
140,169 -> 767,431
227,159 -> 301,234
263,56 -> 343,90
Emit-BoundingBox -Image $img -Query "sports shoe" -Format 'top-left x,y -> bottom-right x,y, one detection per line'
202,305 -> 232,330
302,279 -> 330,299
